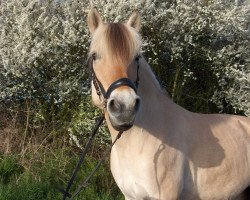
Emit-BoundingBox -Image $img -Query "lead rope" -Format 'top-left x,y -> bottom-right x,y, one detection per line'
69,131 -> 123,199
60,114 -> 123,200
60,115 -> 105,199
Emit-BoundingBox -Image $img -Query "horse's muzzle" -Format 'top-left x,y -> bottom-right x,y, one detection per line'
107,95 -> 141,131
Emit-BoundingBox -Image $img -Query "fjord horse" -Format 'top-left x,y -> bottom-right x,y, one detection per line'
87,8 -> 250,200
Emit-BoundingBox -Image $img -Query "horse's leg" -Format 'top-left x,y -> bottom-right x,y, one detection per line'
234,186 -> 250,200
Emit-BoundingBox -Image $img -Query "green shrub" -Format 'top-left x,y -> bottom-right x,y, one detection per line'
0,151 -> 123,200
0,155 -> 24,184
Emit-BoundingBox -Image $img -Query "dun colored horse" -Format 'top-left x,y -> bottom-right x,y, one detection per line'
87,8 -> 250,200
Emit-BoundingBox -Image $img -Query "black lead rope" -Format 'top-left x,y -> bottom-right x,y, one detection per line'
60,115 -> 105,200
60,115 -> 123,200
69,131 -> 123,199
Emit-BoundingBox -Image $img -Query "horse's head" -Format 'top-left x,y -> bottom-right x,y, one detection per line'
87,8 -> 142,131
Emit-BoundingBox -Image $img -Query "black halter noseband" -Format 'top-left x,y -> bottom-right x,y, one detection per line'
91,55 -> 141,101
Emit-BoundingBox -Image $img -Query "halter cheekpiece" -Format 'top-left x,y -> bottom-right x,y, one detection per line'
91,54 -> 141,101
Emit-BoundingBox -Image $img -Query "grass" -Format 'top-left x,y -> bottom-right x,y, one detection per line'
0,148 -> 124,200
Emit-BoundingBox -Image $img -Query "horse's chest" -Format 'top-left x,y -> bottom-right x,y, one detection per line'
110,145 -> 184,200
111,158 -> 155,199
117,170 -> 148,199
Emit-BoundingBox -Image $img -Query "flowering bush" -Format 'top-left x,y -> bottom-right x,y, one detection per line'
0,0 -> 249,146
0,0 -> 90,135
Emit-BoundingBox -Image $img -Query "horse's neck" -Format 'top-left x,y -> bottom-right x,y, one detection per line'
137,58 -> 164,98
137,58 -> 179,114
136,58 -> 185,125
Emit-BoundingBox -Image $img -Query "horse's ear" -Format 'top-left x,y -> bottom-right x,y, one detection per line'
88,8 -> 103,33
127,10 -> 141,32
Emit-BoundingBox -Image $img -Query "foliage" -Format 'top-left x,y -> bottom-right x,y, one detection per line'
68,96 -> 110,148
0,155 -> 24,184
0,151 -> 123,200
0,0 -> 90,136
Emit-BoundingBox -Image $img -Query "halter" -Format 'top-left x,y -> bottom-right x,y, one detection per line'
90,54 -> 141,102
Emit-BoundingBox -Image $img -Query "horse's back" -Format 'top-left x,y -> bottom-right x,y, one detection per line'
197,113 -> 250,148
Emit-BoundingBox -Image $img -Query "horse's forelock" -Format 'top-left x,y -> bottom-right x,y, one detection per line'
106,23 -> 135,64
90,23 -> 141,65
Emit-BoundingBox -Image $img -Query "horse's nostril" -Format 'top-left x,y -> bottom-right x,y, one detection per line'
135,97 -> 141,111
108,98 -> 121,114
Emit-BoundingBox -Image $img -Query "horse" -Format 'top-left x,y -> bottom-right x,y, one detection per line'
87,8 -> 250,200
